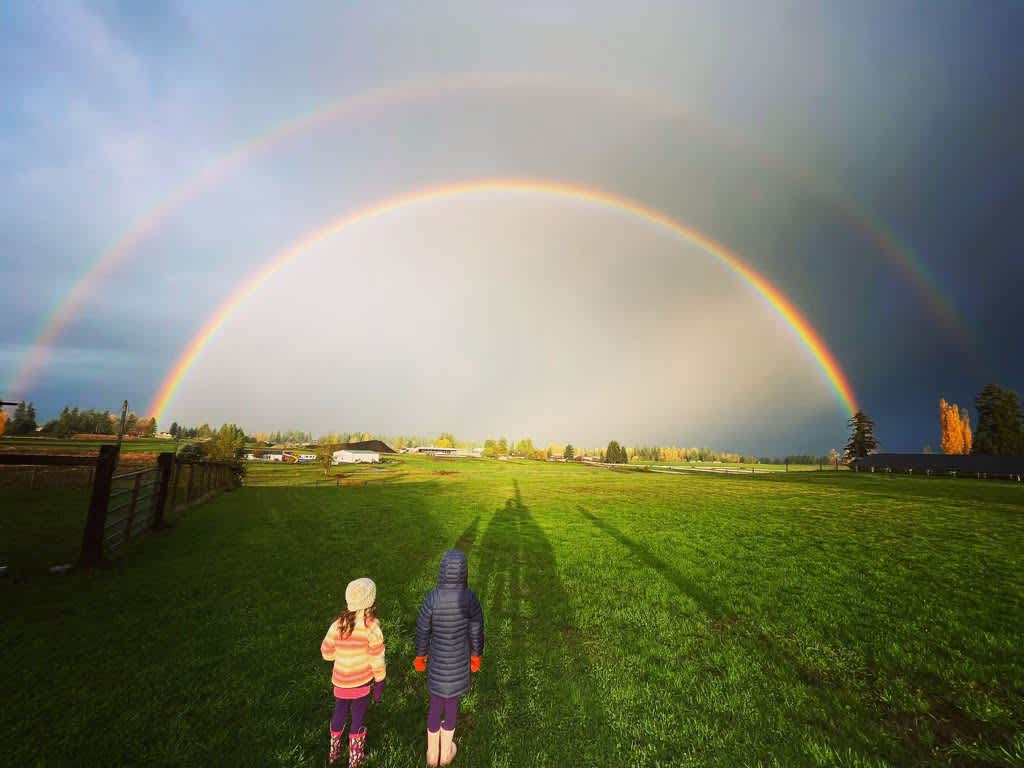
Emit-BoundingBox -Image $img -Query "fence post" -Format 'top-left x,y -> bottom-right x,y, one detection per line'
78,445 -> 119,568
167,460 -> 180,516
186,463 -> 195,503
153,453 -> 174,528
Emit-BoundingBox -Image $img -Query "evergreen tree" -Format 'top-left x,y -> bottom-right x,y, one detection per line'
973,384 -> 1023,455
563,444 -> 575,461
169,422 -> 179,437
844,410 -> 878,460
6,401 -> 38,435
10,401 -> 26,433
605,440 -> 627,464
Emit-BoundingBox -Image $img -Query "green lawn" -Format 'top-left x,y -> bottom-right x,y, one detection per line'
3,456 -> 1022,767
0,435 -> 183,453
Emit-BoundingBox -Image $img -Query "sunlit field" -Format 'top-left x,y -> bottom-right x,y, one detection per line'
0,435 -> 184,454
3,455 -> 1022,767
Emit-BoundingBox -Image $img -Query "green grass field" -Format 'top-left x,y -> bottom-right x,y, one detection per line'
0,435 -> 184,453
3,456 -> 1022,766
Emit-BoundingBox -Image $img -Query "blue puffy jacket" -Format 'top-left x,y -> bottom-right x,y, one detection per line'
415,549 -> 484,697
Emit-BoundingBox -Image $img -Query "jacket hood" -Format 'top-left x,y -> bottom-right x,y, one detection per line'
437,549 -> 468,588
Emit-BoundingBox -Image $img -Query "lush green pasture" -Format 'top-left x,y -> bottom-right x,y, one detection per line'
643,461 -> 825,473
243,460 -> 405,487
3,457 -> 1022,767
1,488 -> 90,575
0,435 -> 183,454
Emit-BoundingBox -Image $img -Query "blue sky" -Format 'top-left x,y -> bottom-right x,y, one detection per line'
2,1 -> 1021,453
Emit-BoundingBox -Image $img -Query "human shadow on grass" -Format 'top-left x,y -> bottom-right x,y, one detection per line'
453,514 -> 480,554
467,481 -> 613,762
578,506 -> 990,764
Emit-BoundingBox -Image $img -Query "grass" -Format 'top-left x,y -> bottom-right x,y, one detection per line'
3,456 -> 1022,766
0,435 -> 183,454
1,488 -> 90,575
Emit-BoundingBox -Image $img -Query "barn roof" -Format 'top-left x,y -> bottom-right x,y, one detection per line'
339,440 -> 395,454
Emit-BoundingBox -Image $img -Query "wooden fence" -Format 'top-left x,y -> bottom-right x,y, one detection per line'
4,447 -> 240,569
0,453 -> 99,490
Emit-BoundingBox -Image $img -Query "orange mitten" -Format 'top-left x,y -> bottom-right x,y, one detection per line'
414,655 -> 428,672
470,655 -> 481,673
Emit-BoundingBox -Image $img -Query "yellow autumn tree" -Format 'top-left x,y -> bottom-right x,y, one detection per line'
960,407 -> 973,454
0,410 -> 8,434
940,399 -> 965,455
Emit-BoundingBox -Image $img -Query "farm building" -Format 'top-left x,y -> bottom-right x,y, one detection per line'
332,449 -> 381,464
408,446 -> 459,456
850,453 -> 1024,479
406,446 -> 481,457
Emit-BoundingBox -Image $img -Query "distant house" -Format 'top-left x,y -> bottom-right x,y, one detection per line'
333,449 -> 381,464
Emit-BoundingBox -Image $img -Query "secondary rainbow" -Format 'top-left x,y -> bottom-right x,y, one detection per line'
148,179 -> 858,419
9,74 -> 965,399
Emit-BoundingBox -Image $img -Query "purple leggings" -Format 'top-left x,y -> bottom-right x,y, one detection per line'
331,694 -> 369,735
427,694 -> 460,732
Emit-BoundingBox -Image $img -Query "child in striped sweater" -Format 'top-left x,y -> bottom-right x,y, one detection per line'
321,578 -> 386,767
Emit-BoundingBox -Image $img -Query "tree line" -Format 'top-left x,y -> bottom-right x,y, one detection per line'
1,401 -> 156,438
843,383 -> 1024,461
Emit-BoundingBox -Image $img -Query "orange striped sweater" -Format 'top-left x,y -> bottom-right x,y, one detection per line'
321,616 -> 386,691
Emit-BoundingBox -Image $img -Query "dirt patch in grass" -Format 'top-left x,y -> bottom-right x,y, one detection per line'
707,615 -> 742,633
432,470 -> 459,476
927,697 -> 987,747
882,685 -> 989,763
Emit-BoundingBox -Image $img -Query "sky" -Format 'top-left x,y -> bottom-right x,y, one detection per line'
1,0 -> 1021,454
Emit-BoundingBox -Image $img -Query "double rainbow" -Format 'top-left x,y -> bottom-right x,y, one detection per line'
148,179 -> 858,419
7,74 -> 962,399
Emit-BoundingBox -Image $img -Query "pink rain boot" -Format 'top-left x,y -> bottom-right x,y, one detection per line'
348,729 -> 367,768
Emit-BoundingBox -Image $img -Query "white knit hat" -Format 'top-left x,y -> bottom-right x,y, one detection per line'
345,578 -> 376,611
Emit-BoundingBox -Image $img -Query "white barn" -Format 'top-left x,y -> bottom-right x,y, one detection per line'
333,449 -> 381,465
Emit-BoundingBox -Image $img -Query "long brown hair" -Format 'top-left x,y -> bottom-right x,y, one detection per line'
337,604 -> 377,639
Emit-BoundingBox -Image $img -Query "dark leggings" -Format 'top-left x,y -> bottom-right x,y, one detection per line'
331,694 -> 370,735
427,694 -> 460,732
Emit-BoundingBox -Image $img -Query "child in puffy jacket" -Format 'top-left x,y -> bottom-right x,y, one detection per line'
321,578 -> 386,767
414,549 -> 484,766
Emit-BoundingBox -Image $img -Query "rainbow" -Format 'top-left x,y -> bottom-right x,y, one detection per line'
7,74 -> 963,398
148,179 -> 858,420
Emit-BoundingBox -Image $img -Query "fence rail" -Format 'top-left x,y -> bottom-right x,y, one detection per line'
102,467 -> 163,554
4,447 -> 240,570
